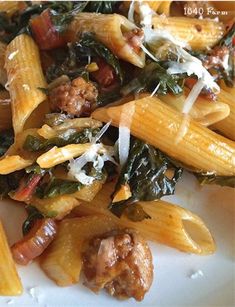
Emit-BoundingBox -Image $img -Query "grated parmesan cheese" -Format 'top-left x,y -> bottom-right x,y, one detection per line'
8,50 -> 18,60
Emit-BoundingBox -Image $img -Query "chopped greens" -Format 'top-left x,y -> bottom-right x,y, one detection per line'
0,171 -> 23,199
23,128 -> 99,152
0,130 -> 14,157
87,1 -> 119,14
121,61 -> 183,96
36,178 -> 83,199
110,138 -> 183,220
76,32 -> 123,84
22,206 -> 44,236
194,173 -> 235,188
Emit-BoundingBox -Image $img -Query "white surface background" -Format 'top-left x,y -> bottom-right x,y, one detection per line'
0,172 -> 234,307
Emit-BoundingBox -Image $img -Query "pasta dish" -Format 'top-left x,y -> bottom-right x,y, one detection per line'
0,0 -> 234,302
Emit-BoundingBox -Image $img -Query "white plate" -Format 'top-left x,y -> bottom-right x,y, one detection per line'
0,172 -> 234,307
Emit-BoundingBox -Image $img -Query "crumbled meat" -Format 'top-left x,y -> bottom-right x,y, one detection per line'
49,77 -> 98,117
82,228 -> 153,301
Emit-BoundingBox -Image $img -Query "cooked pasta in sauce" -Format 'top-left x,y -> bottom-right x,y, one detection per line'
0,0 -> 234,301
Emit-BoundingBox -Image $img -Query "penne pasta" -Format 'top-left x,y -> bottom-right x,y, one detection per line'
73,182 -> 216,255
66,13 -> 145,68
40,215 -> 118,286
212,88 -> 235,141
0,90 -> 12,131
151,15 -> 225,50
123,1 -> 172,15
36,143 -> 113,169
0,155 -> 33,175
92,96 -> 235,176
5,34 -> 48,135
0,221 -> 23,296
159,91 -> 230,126
0,1 -> 25,17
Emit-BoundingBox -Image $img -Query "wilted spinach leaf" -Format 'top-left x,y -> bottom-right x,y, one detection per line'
87,1 -> 119,13
23,128 -> 99,152
37,178 -> 83,199
22,206 -> 44,236
110,138 -> 183,219
76,32 -> 123,83
0,171 -> 23,199
194,172 -> 235,188
121,61 -> 183,96
0,130 -> 14,157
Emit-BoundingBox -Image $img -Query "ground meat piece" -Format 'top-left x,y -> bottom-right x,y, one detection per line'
203,46 -> 230,70
82,228 -> 153,301
49,77 -> 98,117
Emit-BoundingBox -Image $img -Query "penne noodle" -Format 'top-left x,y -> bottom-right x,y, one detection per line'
212,88 -> 235,141
151,15 -> 225,50
123,1 -> 172,15
0,1 -> 25,17
36,143 -> 113,169
0,155 -> 33,175
73,182 -> 216,255
92,96 -> 235,176
0,41 -> 7,86
36,143 -> 92,168
0,90 -> 12,131
5,34 -> 48,135
66,13 -> 145,68
40,215 -> 118,286
159,91 -> 230,126
0,221 -> 23,295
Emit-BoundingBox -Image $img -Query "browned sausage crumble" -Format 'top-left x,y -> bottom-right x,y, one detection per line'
49,77 -> 98,117
82,228 -> 153,301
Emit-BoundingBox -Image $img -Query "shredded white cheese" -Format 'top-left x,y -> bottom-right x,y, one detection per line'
118,102 -> 135,168
128,0 -> 135,23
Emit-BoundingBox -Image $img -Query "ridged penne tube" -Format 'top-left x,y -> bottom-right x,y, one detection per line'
151,15 -> 225,50
212,88 -> 235,141
66,13 -> 145,68
40,215 -> 118,286
159,91 -> 230,126
0,155 -> 33,175
37,118 -> 102,139
28,180 -> 103,220
0,41 -> 7,86
36,143 -> 92,168
0,221 -> 23,295
5,34 -> 48,135
0,90 -> 12,130
37,143 -> 113,168
74,183 -> 216,255
92,96 -> 235,175
0,1 -> 24,16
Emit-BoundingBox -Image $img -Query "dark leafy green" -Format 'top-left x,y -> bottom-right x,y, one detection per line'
0,130 -> 14,157
87,1 -> 119,14
110,138 -> 183,219
0,171 -> 23,199
76,32 -> 123,84
37,178 -> 83,199
22,206 -> 44,236
23,128 -> 99,152
121,61 -> 183,96
218,23 -> 235,48
194,173 -> 235,188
